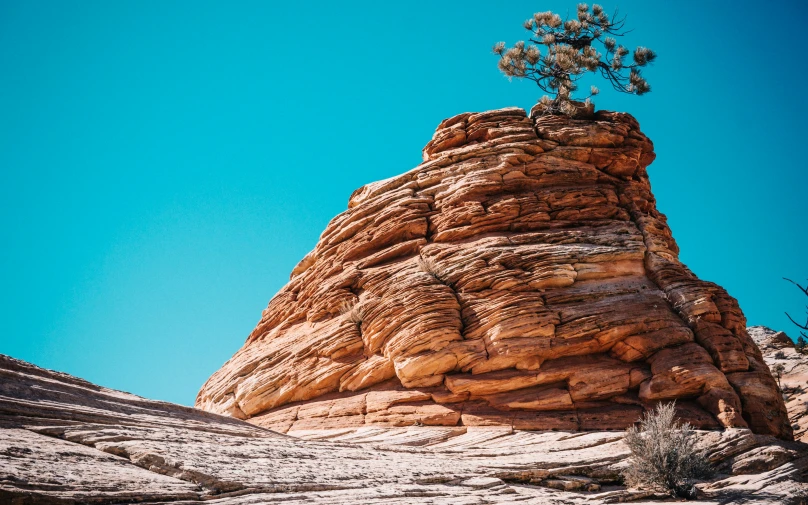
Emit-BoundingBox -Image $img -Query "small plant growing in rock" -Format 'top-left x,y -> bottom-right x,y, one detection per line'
771,363 -> 786,391
493,3 -> 655,115
775,350 -> 787,359
622,402 -> 713,499
797,336 -> 808,355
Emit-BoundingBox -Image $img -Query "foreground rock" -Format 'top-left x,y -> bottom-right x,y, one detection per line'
197,107 -> 791,439
1,355 -> 806,504
1,354 -> 806,504
752,325 -> 808,442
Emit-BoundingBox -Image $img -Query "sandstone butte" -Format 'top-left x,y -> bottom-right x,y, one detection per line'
196,106 -> 792,440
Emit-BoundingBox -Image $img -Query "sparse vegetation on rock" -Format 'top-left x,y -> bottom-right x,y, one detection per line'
772,363 -> 786,391
622,402 -> 713,499
5,341 -> 808,503
798,336 -> 808,355
493,3 -> 654,115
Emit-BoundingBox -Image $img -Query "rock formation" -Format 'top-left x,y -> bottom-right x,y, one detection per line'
196,107 -> 792,439
751,325 -> 808,442
3,352 -> 807,504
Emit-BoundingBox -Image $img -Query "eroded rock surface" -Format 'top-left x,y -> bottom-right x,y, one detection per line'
2,354 -> 806,504
197,108 -> 791,439
752,325 -> 808,442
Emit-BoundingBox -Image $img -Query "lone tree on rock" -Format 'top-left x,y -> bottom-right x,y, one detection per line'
494,3 -> 655,115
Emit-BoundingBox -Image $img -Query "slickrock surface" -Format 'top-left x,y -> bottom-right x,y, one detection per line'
2,354 -> 807,504
752,325 -> 808,442
197,107 -> 791,439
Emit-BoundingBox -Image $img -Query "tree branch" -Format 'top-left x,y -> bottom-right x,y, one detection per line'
496,5 -> 653,109
784,277 -> 808,331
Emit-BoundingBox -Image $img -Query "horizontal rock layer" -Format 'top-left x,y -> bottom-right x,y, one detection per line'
197,107 -> 791,439
3,354 -> 807,504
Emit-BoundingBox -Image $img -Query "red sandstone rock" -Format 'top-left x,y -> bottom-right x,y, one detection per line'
196,107 -> 792,440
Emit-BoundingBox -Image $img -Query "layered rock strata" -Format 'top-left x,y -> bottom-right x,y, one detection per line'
3,354 -> 807,504
751,325 -> 808,442
197,107 -> 792,439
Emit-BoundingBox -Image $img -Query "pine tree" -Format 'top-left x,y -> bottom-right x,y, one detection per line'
493,4 -> 655,115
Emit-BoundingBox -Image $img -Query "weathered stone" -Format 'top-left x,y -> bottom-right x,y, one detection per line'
483,384 -> 573,411
750,326 -> 808,443
197,108 -> 791,440
2,354 -> 806,504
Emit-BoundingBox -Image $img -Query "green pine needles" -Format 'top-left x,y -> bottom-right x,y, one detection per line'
494,4 -> 655,115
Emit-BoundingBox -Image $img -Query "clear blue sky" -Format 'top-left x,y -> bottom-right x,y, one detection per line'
2,1 -> 806,406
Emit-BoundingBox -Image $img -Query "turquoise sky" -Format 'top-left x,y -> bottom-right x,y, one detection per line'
2,1 -> 806,406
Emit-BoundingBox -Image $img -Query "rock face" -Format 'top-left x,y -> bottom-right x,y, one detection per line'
751,325 -> 808,442
197,107 -> 791,440
3,354 -> 807,504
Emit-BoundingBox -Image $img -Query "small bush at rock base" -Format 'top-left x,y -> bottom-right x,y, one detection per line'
622,402 -> 713,499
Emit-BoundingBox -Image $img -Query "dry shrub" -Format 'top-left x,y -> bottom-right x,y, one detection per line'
622,402 -> 713,499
